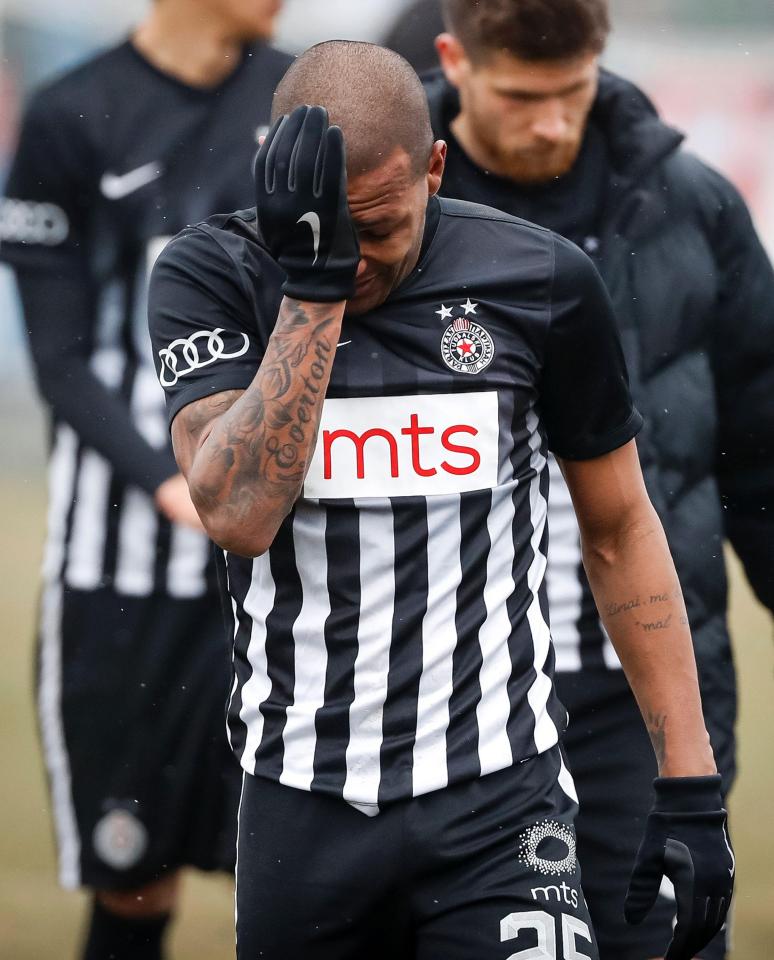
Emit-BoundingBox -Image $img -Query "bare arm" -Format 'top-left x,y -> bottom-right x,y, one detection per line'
558,439 -> 716,777
171,296 -> 344,556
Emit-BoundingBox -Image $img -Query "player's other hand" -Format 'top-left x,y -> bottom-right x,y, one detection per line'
624,775 -> 734,960
155,473 -> 205,531
254,104 -> 360,303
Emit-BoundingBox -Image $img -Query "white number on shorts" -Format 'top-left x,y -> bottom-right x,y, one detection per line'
561,914 -> 593,960
500,911 -> 593,960
501,911 -> 556,960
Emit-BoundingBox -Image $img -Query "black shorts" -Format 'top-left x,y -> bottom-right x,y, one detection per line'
236,746 -> 600,959
557,669 -> 729,960
36,582 -> 241,891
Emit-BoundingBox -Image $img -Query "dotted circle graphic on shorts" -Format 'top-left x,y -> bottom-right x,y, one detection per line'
93,809 -> 148,870
517,820 -> 577,877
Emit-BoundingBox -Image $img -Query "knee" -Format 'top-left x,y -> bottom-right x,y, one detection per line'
97,871 -> 180,918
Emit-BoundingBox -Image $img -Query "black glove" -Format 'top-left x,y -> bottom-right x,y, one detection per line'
625,776 -> 734,960
254,104 -> 360,303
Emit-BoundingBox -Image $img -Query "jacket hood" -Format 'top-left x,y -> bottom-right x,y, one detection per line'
424,67 -> 684,184
592,70 -> 684,179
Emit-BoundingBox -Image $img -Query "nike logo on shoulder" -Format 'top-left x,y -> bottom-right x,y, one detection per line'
100,162 -> 163,200
296,211 -> 321,264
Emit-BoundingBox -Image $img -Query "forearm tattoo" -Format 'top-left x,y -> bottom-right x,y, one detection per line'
603,583 -> 688,635
187,299 -> 337,535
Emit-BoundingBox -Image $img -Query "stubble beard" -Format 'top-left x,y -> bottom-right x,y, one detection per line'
489,134 -> 581,185
471,114 -> 582,185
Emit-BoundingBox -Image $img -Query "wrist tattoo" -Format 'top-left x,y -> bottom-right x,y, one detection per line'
646,712 -> 668,768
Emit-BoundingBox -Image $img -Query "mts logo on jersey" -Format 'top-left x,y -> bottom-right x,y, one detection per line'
304,392 -> 499,499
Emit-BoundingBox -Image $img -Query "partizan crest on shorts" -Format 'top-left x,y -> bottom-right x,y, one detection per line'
438,299 -> 495,375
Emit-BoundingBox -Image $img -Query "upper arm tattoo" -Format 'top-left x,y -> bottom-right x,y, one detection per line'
173,298 -> 341,548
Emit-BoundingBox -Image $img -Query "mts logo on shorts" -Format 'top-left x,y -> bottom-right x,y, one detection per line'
304,392 -> 499,499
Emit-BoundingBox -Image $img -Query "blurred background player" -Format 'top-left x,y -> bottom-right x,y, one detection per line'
380,0 -> 774,957
0,0 -> 290,957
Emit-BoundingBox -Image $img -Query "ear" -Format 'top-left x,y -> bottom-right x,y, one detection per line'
426,140 -> 447,197
435,32 -> 470,89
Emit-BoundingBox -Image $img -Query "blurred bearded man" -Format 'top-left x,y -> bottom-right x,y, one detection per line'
409,0 -> 774,958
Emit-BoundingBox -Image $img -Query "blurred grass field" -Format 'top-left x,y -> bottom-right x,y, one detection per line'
0,476 -> 772,958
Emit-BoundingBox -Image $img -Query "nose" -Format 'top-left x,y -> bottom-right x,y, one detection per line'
531,100 -> 568,143
356,258 -> 368,278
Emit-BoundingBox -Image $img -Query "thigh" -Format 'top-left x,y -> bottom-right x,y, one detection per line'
411,748 -> 599,960
415,888 -> 598,960
235,773 -> 410,960
40,584 -> 239,890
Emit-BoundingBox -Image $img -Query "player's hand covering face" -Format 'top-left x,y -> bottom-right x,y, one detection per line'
254,104 -> 360,303
625,775 -> 734,960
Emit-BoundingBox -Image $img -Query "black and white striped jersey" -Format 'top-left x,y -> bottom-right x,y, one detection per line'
149,197 -> 642,807
547,457 -> 622,672
0,40 -> 291,596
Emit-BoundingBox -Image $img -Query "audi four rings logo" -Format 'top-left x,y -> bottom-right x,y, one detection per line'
0,198 -> 69,246
157,328 -> 250,387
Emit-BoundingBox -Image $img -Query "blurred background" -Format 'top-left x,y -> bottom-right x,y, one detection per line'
1,1 -> 772,957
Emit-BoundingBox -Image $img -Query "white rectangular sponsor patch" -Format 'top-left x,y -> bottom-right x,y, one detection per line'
304,392 -> 499,500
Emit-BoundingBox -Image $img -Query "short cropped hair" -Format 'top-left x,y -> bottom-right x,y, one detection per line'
442,0 -> 610,62
271,41 -> 434,177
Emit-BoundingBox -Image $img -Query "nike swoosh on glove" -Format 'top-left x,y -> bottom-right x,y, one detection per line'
625,775 -> 734,960
254,104 -> 360,303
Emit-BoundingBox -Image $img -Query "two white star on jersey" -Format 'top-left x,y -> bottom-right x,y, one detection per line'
436,298 -> 478,320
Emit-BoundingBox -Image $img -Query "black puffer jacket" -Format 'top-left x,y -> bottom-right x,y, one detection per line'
426,69 -> 774,787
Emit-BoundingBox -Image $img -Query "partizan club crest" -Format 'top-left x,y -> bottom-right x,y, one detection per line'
438,299 -> 495,375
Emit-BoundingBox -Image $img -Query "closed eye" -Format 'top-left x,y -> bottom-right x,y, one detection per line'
500,91 -> 545,103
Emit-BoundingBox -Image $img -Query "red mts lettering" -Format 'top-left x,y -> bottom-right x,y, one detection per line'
323,429 -> 399,480
401,413 -> 436,477
441,425 -> 481,475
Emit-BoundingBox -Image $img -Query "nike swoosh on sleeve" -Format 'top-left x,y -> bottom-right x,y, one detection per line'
296,211 -> 321,264
100,162 -> 163,200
